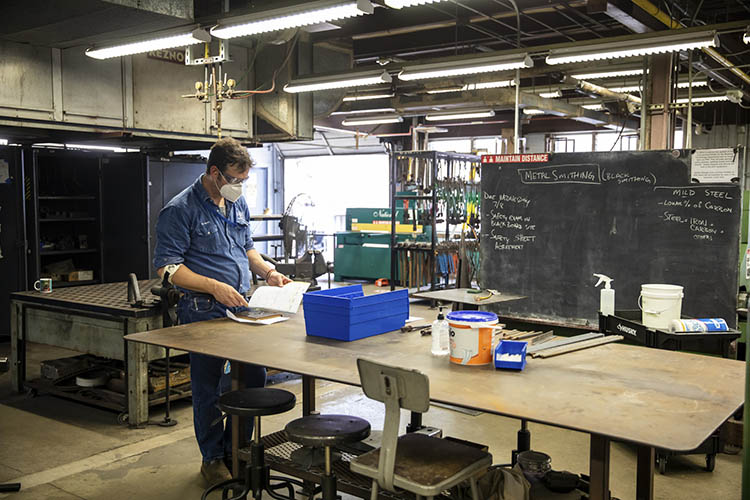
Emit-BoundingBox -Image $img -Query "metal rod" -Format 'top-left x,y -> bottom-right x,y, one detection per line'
325,446 -> 332,476
686,50 -> 693,149
254,415 -> 261,444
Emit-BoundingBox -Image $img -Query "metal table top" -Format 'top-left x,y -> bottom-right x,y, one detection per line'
126,302 -> 744,452
11,279 -> 163,318
410,288 -> 526,306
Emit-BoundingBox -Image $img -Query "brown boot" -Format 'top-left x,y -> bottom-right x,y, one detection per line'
201,459 -> 233,487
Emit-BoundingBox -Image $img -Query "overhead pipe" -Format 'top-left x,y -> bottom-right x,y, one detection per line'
564,76 -> 642,104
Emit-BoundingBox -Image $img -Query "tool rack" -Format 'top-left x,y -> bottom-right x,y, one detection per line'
598,310 -> 740,474
388,151 -> 481,292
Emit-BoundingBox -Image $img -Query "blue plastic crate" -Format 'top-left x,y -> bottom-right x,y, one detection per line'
494,340 -> 528,370
303,284 -> 409,341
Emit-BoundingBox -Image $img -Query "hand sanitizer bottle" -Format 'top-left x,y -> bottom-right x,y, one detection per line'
431,307 -> 450,356
593,274 -> 615,316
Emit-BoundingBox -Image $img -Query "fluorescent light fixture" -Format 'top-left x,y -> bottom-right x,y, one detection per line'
85,27 -> 210,59
211,0 -> 373,39
571,69 -> 643,79
341,114 -> 403,126
547,30 -> 717,65
425,79 -> 515,94
284,69 -> 391,93
606,80 -> 707,93
343,92 -> 394,101
0,138 -> 7,146
538,90 -> 562,98
330,107 -> 397,115
744,27 -> 750,44
675,95 -> 728,103
581,103 -> 605,111
399,52 -> 532,81
425,109 -> 495,121
523,108 -> 545,115
385,0 -> 442,8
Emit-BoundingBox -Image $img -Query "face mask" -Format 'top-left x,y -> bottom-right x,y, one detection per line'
213,174 -> 244,203
220,183 -> 244,203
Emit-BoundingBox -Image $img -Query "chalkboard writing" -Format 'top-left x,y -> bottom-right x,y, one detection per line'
480,150 -> 741,328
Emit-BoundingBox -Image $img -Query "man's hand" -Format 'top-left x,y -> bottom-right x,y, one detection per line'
267,271 -> 292,287
211,280 -> 249,307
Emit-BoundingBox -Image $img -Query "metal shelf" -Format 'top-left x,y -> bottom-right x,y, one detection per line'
40,248 -> 98,256
39,218 -> 97,222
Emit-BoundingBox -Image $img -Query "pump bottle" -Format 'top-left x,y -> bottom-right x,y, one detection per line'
594,274 -> 615,316
431,307 -> 450,356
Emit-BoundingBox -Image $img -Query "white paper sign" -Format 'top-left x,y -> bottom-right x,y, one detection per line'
692,148 -> 739,183
248,281 -> 310,314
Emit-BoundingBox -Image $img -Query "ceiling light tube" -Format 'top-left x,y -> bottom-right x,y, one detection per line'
330,107 -> 397,115
538,90 -> 562,98
744,27 -> 750,44
581,103 -> 605,111
85,26 -> 210,59
607,80 -> 707,93
547,30 -> 718,65
523,108 -> 545,115
385,0 -> 443,8
571,69 -> 643,79
341,114 -> 403,126
284,69 -> 392,93
343,92 -> 394,101
675,95 -> 728,103
399,52 -> 532,81
425,110 -> 495,121
211,0 -> 373,39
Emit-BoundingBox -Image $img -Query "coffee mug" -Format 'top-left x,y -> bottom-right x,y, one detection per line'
34,278 -> 53,294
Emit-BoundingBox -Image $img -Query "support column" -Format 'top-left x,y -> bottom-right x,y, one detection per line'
647,53 -> 674,149
501,128 -> 515,154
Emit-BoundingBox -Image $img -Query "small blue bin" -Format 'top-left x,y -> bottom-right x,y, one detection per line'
303,284 -> 409,341
494,340 -> 528,370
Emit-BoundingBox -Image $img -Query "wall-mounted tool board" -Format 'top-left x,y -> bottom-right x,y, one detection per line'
480,150 -> 742,328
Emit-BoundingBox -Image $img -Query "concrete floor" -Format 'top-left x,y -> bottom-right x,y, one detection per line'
0,341 -> 742,500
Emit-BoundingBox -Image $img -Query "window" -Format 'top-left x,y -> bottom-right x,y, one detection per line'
284,154 -> 389,261
428,139 -> 472,153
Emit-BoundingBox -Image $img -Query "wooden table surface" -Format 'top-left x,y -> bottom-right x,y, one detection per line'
126,304 -> 744,452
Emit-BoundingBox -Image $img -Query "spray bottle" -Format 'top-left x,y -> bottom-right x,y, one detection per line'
431,307 -> 450,356
593,274 -> 615,316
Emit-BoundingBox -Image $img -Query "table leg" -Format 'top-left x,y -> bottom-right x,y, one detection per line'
302,375 -> 316,416
10,302 -> 23,393
589,434 -> 611,500
231,364 -> 242,477
636,445 -> 654,500
126,339 -> 149,427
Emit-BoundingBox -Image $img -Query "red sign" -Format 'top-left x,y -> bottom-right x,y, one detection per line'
482,154 -> 549,163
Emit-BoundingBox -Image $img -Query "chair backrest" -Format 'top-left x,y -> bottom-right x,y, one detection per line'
356,358 -> 430,491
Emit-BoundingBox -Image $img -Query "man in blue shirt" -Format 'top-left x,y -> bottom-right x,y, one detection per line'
153,137 -> 291,486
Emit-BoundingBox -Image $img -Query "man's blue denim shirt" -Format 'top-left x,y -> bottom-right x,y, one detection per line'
153,175 -> 254,294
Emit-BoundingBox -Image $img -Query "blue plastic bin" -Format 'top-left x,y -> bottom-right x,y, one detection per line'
494,340 -> 528,370
303,284 -> 409,341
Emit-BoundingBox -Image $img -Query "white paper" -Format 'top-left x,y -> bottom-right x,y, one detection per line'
0,160 -> 8,183
692,148 -> 739,183
226,309 -> 290,325
406,316 -> 423,323
248,281 -> 310,314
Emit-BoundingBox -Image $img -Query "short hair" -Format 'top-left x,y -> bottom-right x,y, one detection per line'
207,137 -> 253,174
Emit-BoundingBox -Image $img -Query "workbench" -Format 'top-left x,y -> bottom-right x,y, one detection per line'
10,279 -> 187,426
125,302 -> 744,500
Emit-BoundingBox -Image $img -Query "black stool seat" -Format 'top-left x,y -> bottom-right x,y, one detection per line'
218,388 -> 296,417
285,414 -> 371,447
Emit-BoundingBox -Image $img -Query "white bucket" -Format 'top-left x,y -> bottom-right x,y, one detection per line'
638,284 -> 684,329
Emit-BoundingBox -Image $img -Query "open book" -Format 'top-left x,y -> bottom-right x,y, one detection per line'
236,281 -> 310,320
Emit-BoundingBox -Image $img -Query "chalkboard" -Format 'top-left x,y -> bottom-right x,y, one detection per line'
480,150 -> 742,328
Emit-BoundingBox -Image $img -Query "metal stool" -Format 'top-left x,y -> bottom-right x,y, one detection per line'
285,415 -> 371,500
202,387 -> 301,500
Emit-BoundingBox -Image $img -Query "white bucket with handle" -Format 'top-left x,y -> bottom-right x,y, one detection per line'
639,284 -> 684,329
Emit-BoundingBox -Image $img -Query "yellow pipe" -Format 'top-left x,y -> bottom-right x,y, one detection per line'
632,0 -> 750,85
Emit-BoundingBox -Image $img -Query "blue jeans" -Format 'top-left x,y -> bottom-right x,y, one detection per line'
178,293 -> 267,463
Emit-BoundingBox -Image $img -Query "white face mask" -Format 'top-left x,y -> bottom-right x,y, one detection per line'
213,173 -> 244,203
220,183 -> 244,203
